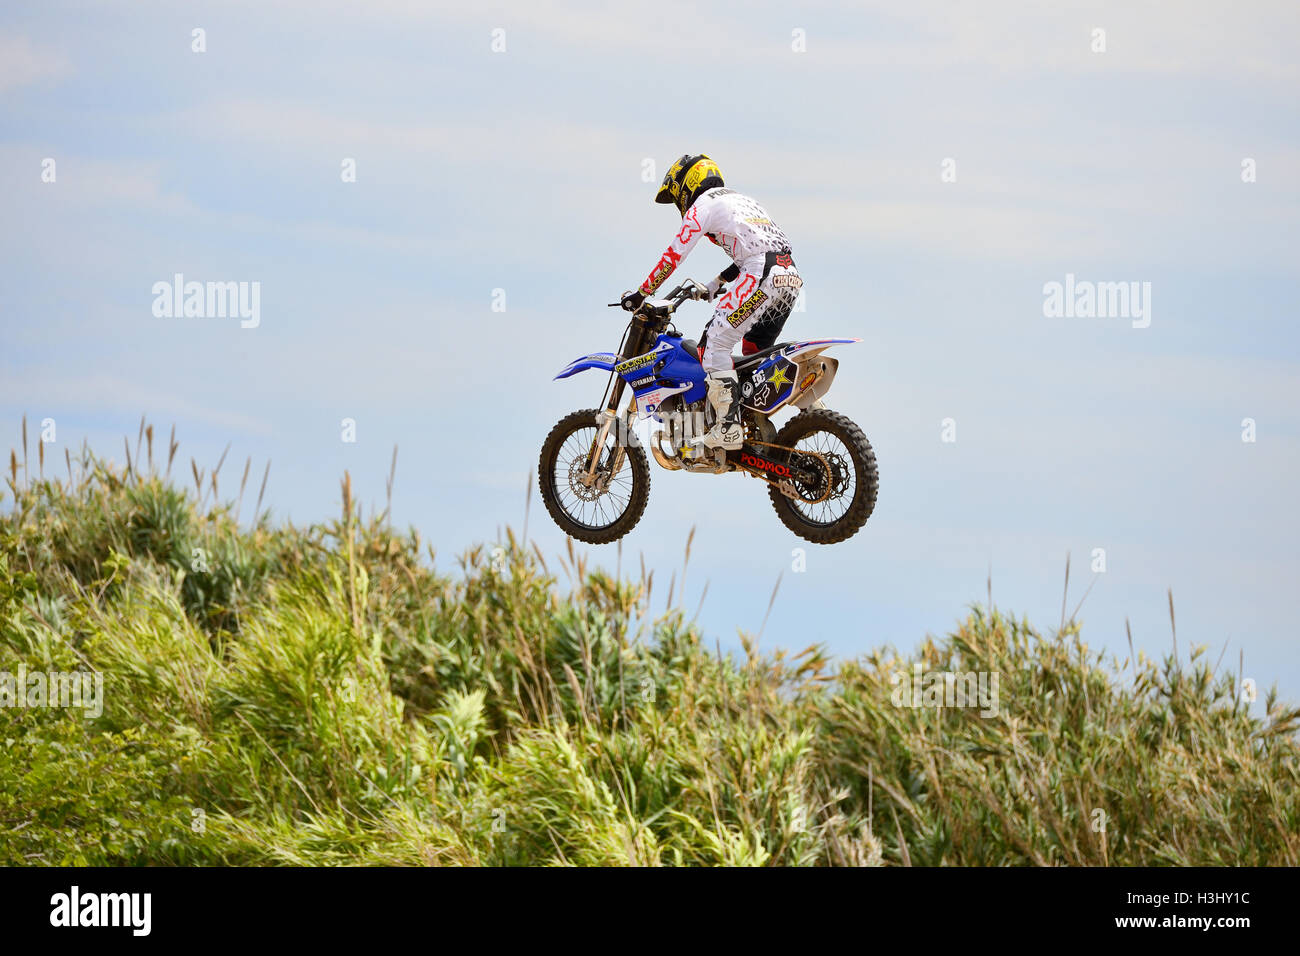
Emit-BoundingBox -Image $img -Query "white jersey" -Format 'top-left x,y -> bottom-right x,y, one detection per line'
638,188 -> 792,295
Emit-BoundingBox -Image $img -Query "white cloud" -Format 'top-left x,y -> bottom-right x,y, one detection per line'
0,366 -> 275,437
0,147 -> 194,214
0,34 -> 69,93
198,0 -> 1299,79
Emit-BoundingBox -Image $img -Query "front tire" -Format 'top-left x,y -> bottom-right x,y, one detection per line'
538,408 -> 651,545
766,408 -> 878,544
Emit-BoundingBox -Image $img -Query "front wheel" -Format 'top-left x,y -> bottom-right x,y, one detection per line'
766,408 -> 878,544
538,408 -> 651,545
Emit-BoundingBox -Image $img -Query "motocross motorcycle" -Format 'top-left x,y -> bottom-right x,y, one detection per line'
538,280 -> 878,545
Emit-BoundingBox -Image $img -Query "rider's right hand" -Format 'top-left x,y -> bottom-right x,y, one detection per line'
620,289 -> 645,312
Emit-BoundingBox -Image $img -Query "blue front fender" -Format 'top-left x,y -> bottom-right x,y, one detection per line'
554,352 -> 620,380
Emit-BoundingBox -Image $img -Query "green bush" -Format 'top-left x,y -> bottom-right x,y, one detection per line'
1,426 -> 1296,865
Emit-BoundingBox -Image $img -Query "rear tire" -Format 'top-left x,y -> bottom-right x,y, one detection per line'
766,408 -> 878,544
538,408 -> 650,545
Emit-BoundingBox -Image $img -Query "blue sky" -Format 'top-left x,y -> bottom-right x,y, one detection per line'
3,1 -> 1298,705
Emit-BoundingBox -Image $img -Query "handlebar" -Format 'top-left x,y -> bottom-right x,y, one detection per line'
606,280 -> 710,313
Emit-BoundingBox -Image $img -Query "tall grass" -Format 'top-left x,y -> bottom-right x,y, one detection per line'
1,420 -> 1296,865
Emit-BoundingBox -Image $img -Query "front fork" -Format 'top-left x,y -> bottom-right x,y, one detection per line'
580,401 -> 635,491
580,317 -> 646,490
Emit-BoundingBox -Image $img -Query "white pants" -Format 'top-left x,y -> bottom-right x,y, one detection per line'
700,264 -> 801,373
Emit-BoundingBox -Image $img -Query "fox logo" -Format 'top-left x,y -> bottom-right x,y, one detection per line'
719,274 -> 757,310
643,248 -> 682,292
676,207 -> 702,243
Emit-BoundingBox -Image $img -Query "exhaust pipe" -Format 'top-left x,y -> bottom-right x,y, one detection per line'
650,431 -> 683,470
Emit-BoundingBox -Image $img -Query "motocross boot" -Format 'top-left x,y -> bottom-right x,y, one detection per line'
689,370 -> 744,451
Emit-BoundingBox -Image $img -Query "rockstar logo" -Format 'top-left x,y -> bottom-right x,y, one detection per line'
766,365 -> 791,388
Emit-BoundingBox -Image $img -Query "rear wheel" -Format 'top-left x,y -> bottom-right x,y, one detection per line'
538,408 -> 650,545
766,408 -> 878,544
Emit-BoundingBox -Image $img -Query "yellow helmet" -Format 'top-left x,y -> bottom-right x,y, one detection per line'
655,153 -> 724,216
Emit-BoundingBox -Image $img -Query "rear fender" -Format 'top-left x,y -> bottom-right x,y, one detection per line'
777,338 -> 858,362
786,339 -> 855,410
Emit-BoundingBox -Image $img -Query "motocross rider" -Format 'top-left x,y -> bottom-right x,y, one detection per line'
620,154 -> 802,451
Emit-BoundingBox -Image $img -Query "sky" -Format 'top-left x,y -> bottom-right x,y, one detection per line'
2,1 -> 1298,706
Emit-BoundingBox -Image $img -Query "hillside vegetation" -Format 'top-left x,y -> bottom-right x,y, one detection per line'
2,423 -> 1297,865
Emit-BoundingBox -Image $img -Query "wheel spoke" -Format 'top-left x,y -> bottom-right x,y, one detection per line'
547,422 -> 638,532
790,429 -> 856,525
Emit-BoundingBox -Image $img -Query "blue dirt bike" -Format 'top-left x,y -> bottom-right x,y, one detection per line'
538,280 -> 878,545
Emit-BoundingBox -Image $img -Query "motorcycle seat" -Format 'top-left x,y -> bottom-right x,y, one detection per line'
734,342 -> 791,372
682,340 -> 791,369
